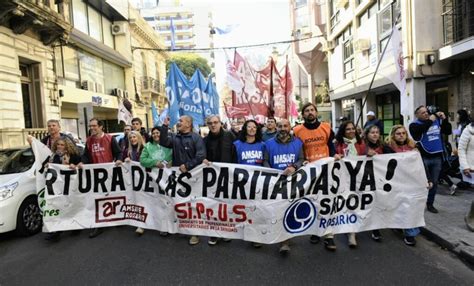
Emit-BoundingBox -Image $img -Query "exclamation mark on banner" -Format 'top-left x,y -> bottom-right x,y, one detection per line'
383,159 -> 398,192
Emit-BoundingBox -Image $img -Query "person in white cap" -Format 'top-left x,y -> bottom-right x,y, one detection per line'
364,111 -> 384,133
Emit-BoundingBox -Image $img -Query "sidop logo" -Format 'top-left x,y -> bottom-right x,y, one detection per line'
283,198 -> 317,233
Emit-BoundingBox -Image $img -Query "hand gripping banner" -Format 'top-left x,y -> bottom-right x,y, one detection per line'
32,140 -> 427,244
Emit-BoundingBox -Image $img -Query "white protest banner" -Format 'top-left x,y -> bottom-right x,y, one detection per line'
33,140 -> 427,244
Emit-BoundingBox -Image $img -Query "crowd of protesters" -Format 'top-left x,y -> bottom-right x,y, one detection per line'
33,103 -> 474,254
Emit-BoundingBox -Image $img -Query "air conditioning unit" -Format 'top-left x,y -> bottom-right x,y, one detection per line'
322,40 -> 336,51
123,90 -> 129,99
111,23 -> 126,35
82,80 -> 96,92
113,88 -> 124,97
354,38 -> 371,51
95,83 -> 104,94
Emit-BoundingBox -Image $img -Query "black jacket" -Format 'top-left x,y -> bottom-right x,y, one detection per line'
204,129 -> 236,163
159,125 -> 206,170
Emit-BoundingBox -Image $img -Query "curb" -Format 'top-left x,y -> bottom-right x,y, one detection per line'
421,227 -> 474,265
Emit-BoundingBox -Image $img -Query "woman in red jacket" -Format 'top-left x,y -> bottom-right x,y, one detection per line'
334,121 -> 366,248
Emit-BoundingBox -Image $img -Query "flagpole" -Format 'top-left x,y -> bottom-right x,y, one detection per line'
355,13 -> 402,128
285,55 -> 289,120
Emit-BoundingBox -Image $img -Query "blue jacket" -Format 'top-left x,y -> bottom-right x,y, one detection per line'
233,140 -> 265,166
264,136 -> 304,170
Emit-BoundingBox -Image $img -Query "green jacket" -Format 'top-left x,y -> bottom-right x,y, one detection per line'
140,141 -> 173,168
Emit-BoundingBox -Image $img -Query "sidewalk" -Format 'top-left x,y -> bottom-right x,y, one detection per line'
421,183 -> 474,265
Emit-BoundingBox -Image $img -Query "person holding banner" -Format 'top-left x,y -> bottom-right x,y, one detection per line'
41,138 -> 82,242
264,119 -> 304,254
233,119 -> 266,248
409,106 -> 452,214
293,102 -> 338,251
364,125 -> 394,242
159,115 -> 206,245
122,131 -> 145,163
334,121 -> 366,248
118,125 -> 132,152
41,119 -> 75,149
203,115 -> 236,246
385,125 -> 420,246
79,118 -> 123,238
135,128 -> 172,236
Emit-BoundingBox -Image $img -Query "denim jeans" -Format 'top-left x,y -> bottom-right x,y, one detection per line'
422,156 -> 443,206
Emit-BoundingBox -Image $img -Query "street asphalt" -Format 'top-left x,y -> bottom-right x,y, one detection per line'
1,227 -> 473,285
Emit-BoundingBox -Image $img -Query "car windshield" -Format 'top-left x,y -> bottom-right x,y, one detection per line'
0,148 -> 35,174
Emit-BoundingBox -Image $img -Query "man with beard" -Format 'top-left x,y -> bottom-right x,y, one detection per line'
293,102 -> 339,251
159,115 -> 206,245
264,119 -> 304,254
203,115 -> 236,245
79,118 -> 123,238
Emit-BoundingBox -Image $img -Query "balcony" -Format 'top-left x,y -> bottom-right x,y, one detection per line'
141,77 -> 163,95
1,0 -> 72,45
440,0 -> 474,60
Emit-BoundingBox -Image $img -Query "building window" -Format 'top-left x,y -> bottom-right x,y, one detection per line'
342,26 -> 354,79
329,0 -> 340,31
88,6 -> 103,42
376,91 -> 401,136
378,0 -> 401,51
295,6 -> 309,29
72,0 -> 88,34
78,50 -> 104,88
295,0 -> 307,8
63,46 -> 80,82
103,60 -> 125,95
358,3 -> 377,27
102,17 -> 114,48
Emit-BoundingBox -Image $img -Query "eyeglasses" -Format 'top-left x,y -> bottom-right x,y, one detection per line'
207,121 -> 220,125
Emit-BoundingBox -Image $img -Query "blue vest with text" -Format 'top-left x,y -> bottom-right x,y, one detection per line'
265,137 -> 303,170
233,140 -> 265,166
414,119 -> 444,154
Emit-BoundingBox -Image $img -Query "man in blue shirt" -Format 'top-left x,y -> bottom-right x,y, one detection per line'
264,119 -> 304,254
409,106 -> 452,213
262,117 -> 277,141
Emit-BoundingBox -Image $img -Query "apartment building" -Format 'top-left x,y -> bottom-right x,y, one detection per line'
325,0 -> 453,134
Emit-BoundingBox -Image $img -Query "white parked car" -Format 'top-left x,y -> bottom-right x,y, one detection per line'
0,147 -> 42,235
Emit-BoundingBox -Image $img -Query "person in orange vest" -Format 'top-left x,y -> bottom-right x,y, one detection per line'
293,103 -> 340,251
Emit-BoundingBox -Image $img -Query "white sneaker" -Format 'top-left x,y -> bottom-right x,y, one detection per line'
449,185 -> 457,195
135,227 -> 144,235
189,236 -> 200,245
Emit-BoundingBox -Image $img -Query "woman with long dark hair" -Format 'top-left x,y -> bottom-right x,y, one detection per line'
233,119 -> 265,248
334,121 -> 366,248
364,125 -> 393,242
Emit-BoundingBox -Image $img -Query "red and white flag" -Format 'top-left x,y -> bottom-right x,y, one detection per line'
224,102 -> 250,118
225,51 -> 244,92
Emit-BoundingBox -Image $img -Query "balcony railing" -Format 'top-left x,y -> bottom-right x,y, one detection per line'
442,0 -> 474,45
141,77 -> 162,94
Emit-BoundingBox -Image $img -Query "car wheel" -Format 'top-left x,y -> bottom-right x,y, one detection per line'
16,196 -> 42,236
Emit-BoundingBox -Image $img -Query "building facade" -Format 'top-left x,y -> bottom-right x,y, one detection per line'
0,0 -> 168,148
0,0 -> 71,148
289,0 -> 332,122
132,0 -> 216,71
325,0 -> 455,135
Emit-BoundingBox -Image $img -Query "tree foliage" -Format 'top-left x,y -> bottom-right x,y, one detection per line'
166,53 -> 211,79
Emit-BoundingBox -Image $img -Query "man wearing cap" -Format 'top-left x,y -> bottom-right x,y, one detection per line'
364,111 -> 384,133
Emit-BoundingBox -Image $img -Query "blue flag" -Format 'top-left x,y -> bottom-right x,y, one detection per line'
151,101 -> 160,127
165,63 -> 184,127
204,74 -> 220,116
